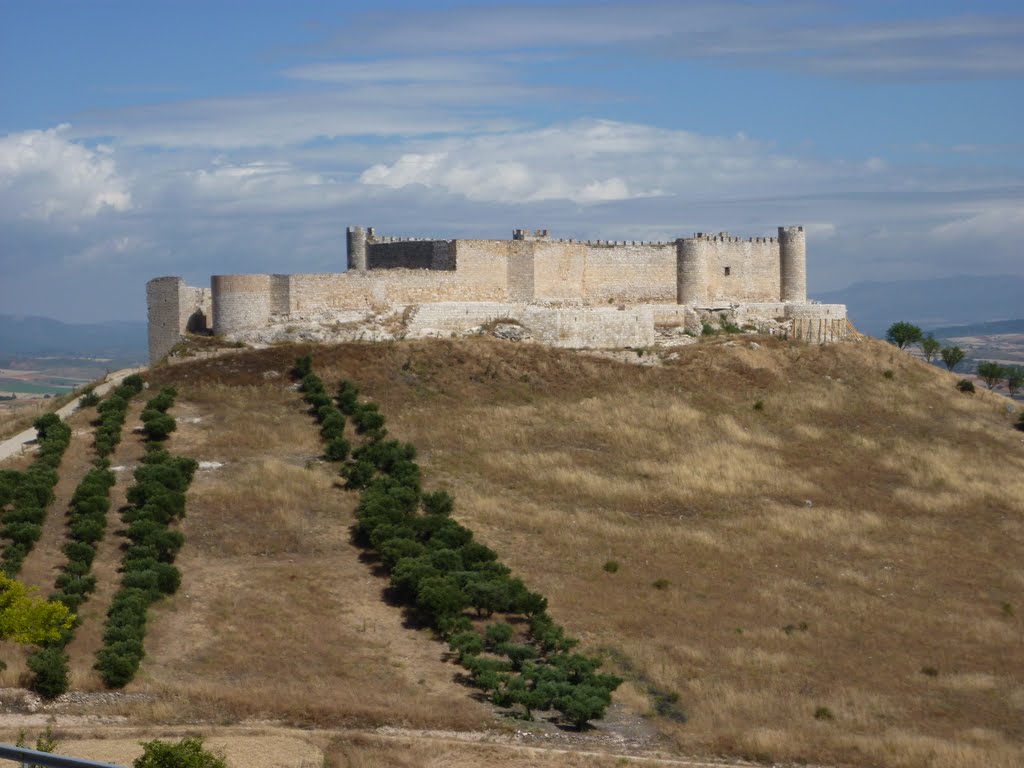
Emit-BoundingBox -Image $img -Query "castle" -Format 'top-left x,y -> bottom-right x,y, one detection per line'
146,225 -> 848,362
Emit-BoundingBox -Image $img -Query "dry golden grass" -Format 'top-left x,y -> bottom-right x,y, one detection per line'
5,337 -> 1018,768
189,336 -> 1016,768
0,399 -> 62,442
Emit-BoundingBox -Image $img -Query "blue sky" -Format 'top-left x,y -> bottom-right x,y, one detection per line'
1,0 -> 1022,322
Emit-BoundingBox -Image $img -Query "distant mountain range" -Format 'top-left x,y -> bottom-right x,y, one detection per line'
0,314 -> 147,361
928,318 -> 1024,339
815,275 -> 1024,337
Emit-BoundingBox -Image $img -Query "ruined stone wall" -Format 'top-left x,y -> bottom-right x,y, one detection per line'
786,303 -> 847,343
407,302 -> 655,348
527,306 -> 655,348
583,243 -> 676,304
146,277 -> 212,362
406,302 -> 523,334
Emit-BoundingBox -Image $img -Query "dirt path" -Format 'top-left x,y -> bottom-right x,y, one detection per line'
0,368 -> 145,465
0,717 -> 836,768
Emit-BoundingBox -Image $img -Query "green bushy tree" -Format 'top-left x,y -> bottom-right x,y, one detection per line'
941,346 -> 965,372
133,737 -> 226,768
977,361 -> 1006,390
920,333 -> 941,362
886,321 -> 923,350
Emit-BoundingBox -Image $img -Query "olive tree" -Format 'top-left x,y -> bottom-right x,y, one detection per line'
976,361 -> 1006,390
885,321 -> 923,350
920,333 -> 941,362
941,346 -> 965,372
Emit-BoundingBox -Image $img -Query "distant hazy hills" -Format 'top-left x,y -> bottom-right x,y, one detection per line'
0,314 -> 147,361
815,275 -> 1024,337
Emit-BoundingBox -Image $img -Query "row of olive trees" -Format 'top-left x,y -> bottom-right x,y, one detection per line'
95,385 -> 197,688
293,357 -> 621,729
885,321 -> 969,371
885,322 -> 1022,393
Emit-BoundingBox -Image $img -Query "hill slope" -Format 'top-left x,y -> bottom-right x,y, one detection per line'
1,337 -> 1021,768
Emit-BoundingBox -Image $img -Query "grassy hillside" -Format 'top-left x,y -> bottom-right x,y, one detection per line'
2,336 -> 1021,768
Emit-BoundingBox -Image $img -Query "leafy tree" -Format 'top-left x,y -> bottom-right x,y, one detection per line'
920,333 -> 941,362
141,411 -> 177,441
27,647 -> 69,698
0,574 -> 74,644
1005,366 -> 1023,397
886,321 -> 923,350
557,683 -> 615,729
484,621 -> 515,649
941,346 -> 965,372
977,361 -> 1006,390
448,630 -> 484,662
133,737 -> 227,768
415,575 -> 468,623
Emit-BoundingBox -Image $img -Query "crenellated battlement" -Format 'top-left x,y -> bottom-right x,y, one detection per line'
148,222 -> 843,361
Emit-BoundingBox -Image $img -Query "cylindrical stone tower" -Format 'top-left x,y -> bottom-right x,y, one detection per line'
677,237 -> 709,305
212,275 -> 272,336
347,225 -> 368,272
778,225 -> 806,303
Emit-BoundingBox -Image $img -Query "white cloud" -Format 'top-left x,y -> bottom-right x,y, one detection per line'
359,119 -> 823,204
0,125 -> 131,221
325,3 -> 1024,80
930,204 -> 1024,241
170,158 -> 365,214
283,57 -> 504,84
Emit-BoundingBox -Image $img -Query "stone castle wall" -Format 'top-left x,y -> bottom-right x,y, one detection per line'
147,276 -> 213,361
147,224 -> 843,361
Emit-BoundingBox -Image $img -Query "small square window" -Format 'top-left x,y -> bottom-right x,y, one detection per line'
724,266 -> 731,276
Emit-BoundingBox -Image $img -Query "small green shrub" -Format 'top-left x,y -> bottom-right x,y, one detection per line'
701,322 -> 716,336
324,436 -> 351,462
957,379 -> 975,394
882,369 -> 894,380
133,737 -> 227,768
27,647 -> 70,698
920,666 -> 939,677
653,578 -> 670,590
292,355 -> 313,380
602,559 -> 619,573
79,391 -> 101,408
485,622 -> 515,649
814,706 -> 834,721
753,399 -> 764,411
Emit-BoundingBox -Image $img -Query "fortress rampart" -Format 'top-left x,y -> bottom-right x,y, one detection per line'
147,225 -> 844,361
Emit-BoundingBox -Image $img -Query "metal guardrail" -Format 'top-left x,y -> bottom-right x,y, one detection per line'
0,745 -> 126,768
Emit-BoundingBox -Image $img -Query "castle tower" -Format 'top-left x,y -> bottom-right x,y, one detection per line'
676,236 -> 709,305
346,225 -> 367,272
778,226 -> 806,302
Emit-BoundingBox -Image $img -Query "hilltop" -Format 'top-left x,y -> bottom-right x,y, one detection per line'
0,336 -> 1021,768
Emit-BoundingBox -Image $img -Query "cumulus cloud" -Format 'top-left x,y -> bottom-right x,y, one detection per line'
359,119 -> 831,204
0,125 -> 131,221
